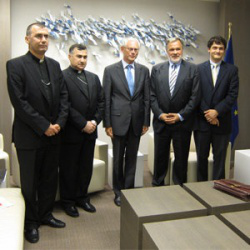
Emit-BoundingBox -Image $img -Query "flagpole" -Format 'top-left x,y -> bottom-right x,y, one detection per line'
228,22 -> 232,40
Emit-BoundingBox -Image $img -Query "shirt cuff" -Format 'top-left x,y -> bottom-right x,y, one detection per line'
178,114 -> 184,121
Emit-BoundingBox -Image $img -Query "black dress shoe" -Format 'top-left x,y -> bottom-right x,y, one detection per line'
77,201 -> 96,213
114,195 -> 121,207
63,206 -> 79,217
25,228 -> 39,243
42,216 -> 66,228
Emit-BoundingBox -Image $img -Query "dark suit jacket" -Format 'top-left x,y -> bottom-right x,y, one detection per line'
103,61 -> 150,136
151,60 -> 200,133
62,67 -> 104,142
7,52 -> 69,149
195,60 -> 239,134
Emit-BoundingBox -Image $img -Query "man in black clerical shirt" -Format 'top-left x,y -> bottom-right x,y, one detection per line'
59,44 -> 104,217
7,23 -> 69,243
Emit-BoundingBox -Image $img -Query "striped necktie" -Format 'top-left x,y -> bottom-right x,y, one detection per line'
169,64 -> 177,96
126,64 -> 134,96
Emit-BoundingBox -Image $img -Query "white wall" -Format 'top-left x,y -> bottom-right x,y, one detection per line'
11,0 -> 219,155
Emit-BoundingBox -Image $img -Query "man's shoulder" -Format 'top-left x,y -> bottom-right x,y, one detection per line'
84,69 -> 99,78
45,56 -> 60,66
135,62 -> 149,71
221,61 -> 238,71
182,60 -> 197,69
7,54 -> 27,65
62,67 -> 70,74
197,60 -> 209,70
152,61 -> 168,71
105,61 -> 121,71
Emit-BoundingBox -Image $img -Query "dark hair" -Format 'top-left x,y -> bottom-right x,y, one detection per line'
69,44 -> 87,54
26,22 -> 46,36
207,36 -> 227,49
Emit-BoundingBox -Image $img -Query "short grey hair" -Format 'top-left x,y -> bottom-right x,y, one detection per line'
166,37 -> 183,46
121,37 -> 140,48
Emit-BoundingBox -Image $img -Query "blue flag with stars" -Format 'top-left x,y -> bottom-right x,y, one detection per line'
224,35 -> 239,148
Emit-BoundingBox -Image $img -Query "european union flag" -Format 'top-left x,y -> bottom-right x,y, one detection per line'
224,35 -> 239,148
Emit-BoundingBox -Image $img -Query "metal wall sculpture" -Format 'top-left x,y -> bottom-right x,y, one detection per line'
37,4 -> 201,64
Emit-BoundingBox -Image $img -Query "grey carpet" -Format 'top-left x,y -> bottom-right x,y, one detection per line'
24,162 -> 152,250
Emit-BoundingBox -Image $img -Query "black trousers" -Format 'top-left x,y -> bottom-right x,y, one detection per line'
59,137 -> 96,207
194,130 -> 230,181
16,144 -> 60,229
112,125 -> 141,196
153,127 -> 191,186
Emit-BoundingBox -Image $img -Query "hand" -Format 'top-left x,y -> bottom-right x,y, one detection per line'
82,121 -> 96,134
164,113 -> 180,124
141,126 -> 149,135
159,113 -> 169,123
204,109 -> 218,123
44,124 -> 60,137
105,127 -> 113,139
209,118 -> 220,126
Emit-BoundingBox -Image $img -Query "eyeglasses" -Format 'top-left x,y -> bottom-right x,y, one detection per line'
125,47 -> 139,52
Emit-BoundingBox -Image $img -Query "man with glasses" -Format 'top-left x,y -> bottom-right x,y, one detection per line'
7,23 -> 69,243
103,37 -> 150,206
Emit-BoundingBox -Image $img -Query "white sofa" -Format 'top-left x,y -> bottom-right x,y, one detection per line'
11,139 -> 108,195
107,149 -> 144,188
0,188 -> 25,250
148,132 -> 170,185
0,133 -> 10,187
148,132 -> 231,185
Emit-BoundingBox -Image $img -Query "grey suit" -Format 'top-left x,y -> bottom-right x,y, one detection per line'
103,60 -> 150,195
151,60 -> 200,185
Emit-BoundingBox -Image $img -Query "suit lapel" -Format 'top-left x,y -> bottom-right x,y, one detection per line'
24,55 -> 49,103
133,63 -> 141,97
116,61 -> 131,97
171,60 -> 186,98
85,71 -> 93,103
67,68 -> 89,99
159,62 -> 171,99
45,57 -> 56,102
214,61 -> 227,91
203,60 -> 214,90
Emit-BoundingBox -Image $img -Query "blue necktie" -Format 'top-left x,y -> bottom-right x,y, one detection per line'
126,64 -> 134,96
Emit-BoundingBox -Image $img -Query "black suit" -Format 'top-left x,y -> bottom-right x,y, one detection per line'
151,60 -> 200,185
194,60 -> 239,180
103,61 -> 150,196
7,52 -> 68,229
60,67 -> 104,207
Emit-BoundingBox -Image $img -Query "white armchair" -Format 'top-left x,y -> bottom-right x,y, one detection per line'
169,133 -> 231,184
147,132 -> 171,185
11,139 -> 108,194
148,132 -> 231,186
0,133 -> 10,188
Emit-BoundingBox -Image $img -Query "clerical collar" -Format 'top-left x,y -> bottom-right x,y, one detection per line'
70,66 -> 84,74
28,51 -> 45,63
